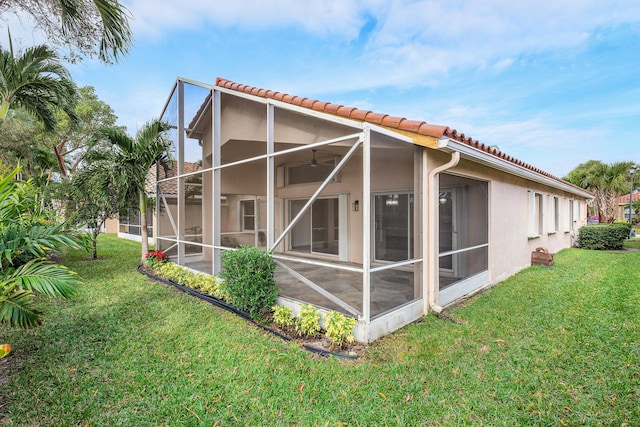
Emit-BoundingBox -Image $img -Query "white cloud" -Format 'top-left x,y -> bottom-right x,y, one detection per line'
125,0 -> 380,39
356,0 -> 639,85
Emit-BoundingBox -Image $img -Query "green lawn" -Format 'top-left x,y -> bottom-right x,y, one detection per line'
1,235 -> 638,426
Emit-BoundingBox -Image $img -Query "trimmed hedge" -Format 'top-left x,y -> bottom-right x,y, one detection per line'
220,246 -> 276,320
577,223 -> 632,250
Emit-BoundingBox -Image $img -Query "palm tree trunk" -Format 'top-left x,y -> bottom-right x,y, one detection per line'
91,229 -> 99,259
53,143 -> 69,179
139,192 -> 149,265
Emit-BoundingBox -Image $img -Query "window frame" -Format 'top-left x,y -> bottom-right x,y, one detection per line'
528,191 -> 544,238
240,199 -> 256,232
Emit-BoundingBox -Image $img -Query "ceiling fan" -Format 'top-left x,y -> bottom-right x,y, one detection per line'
310,149 -> 319,167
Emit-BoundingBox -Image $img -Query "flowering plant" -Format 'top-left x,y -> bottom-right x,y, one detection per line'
146,250 -> 169,268
0,343 -> 11,359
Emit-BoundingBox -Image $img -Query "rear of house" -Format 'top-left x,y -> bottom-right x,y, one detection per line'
153,77 -> 592,343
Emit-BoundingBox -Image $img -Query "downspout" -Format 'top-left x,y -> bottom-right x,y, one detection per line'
423,149 -> 460,314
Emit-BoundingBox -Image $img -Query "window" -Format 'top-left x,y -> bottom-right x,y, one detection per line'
555,197 -> 560,233
565,199 -> 573,232
119,210 -> 153,237
528,191 -> 543,237
240,200 -> 255,231
548,196 -> 559,234
573,200 -> 580,227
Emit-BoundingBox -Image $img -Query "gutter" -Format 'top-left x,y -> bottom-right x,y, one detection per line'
437,137 -> 593,200
423,149 -> 460,314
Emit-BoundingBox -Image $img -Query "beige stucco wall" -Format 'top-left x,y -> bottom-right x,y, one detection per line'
426,150 -> 587,286
104,217 -> 118,234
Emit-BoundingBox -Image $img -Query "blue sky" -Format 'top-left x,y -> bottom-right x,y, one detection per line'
4,0 -> 640,177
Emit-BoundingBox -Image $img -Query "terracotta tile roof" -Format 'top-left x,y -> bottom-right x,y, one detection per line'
215,77 -> 575,188
150,161 -> 202,196
617,192 -> 640,204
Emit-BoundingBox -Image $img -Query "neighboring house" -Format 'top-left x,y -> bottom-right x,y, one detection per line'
109,161 -> 203,245
154,77 -> 592,343
616,192 -> 640,221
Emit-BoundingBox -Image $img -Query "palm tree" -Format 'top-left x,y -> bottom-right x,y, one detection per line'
95,120 -> 172,264
0,166 -> 87,327
565,160 -> 633,223
0,33 -> 79,131
0,0 -> 132,63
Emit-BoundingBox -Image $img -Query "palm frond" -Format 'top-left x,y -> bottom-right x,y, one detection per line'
0,35 -> 78,131
0,286 -> 42,328
93,0 -> 133,63
98,125 -> 134,153
3,258 -> 79,299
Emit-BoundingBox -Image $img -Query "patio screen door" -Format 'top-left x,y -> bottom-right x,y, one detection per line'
374,193 -> 413,262
438,188 -> 462,275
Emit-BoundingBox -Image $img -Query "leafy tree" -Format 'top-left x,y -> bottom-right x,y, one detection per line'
38,86 -> 120,179
0,0 -> 132,63
0,34 -> 79,131
0,165 -> 87,327
564,160 -> 633,223
81,121 -> 171,264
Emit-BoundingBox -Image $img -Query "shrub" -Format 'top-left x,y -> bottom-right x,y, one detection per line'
153,263 -> 225,298
154,262 -> 193,284
272,305 -> 295,330
295,304 -> 321,338
323,311 -> 356,349
220,246 -> 276,320
198,277 -> 231,302
577,223 -> 632,250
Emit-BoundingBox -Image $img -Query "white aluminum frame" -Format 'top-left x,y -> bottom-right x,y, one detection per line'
156,77 -> 424,341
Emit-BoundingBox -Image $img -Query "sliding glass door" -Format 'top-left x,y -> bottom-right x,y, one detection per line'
290,197 -> 340,256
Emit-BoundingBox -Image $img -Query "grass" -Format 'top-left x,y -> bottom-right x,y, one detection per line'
624,237 -> 640,249
1,234 -> 639,426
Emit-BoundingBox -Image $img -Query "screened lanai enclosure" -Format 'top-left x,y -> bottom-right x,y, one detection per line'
156,78 -> 490,342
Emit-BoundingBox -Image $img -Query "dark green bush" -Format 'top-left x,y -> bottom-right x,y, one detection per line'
220,246 -> 276,320
577,223 -> 632,250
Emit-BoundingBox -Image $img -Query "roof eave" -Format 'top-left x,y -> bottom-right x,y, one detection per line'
438,137 -> 594,199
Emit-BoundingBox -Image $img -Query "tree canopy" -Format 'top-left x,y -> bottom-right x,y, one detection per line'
0,0 -> 132,63
38,85 -> 120,179
564,160 -> 635,223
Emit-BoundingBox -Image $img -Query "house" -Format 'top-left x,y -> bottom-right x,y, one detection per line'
616,192 -> 640,222
109,161 -> 203,245
154,77 -> 592,343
